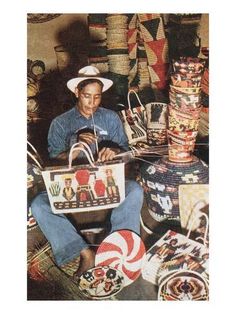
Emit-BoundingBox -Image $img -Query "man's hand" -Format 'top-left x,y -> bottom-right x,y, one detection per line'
77,132 -> 97,145
98,147 -> 121,162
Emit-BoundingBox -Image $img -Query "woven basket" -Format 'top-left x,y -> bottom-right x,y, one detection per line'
171,73 -> 202,88
172,57 -> 206,75
168,144 -> 195,163
168,113 -> 200,132
169,91 -> 201,110
170,85 -> 201,94
158,270 -> 209,300
139,156 -> 209,222
168,104 -> 202,120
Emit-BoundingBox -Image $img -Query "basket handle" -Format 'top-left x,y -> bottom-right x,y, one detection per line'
68,142 -> 95,168
27,141 -> 43,170
78,140 -> 95,162
186,200 -> 209,246
27,151 -> 43,170
127,89 -> 145,111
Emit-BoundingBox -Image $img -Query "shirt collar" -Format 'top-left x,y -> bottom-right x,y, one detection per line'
74,106 -> 102,120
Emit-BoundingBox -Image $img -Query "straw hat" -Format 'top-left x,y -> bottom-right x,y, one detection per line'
67,65 -> 113,93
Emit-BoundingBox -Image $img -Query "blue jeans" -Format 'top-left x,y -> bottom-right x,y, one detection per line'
31,180 -> 143,266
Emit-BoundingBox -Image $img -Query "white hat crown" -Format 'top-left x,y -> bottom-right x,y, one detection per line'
67,65 -> 113,93
78,65 -> 100,76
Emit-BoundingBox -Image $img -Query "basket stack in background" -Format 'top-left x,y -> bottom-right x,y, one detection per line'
167,57 -> 206,163
139,57 -> 209,241
198,47 -> 209,139
106,14 -> 130,97
87,14 -> 169,101
88,14 -> 109,74
138,14 -> 169,91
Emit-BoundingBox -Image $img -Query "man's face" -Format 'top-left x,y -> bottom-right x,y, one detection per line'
65,179 -> 72,187
75,82 -> 102,118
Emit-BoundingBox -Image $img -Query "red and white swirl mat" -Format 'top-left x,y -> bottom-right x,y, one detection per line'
95,230 -> 146,286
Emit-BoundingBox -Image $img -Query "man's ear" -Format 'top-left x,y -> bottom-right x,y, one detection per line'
74,87 -> 79,98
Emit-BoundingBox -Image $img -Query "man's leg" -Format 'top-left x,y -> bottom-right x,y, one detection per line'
31,191 -> 92,267
110,180 -> 143,234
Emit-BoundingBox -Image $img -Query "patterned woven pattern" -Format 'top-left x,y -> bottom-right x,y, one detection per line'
139,156 -> 209,222
167,57 -> 206,162
95,230 -> 146,286
178,184 -> 209,231
158,270 -> 209,300
87,14 -> 169,95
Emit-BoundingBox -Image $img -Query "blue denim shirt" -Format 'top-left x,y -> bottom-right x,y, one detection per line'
48,106 -> 129,159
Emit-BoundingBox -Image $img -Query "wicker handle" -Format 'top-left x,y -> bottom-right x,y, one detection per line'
68,142 -> 95,168
186,211 -> 209,246
127,89 -> 145,112
27,151 -> 43,170
185,200 -> 209,246
27,140 -> 43,170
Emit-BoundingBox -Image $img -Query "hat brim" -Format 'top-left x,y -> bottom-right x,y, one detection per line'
67,77 -> 113,93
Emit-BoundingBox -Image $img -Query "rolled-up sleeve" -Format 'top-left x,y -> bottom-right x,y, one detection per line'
48,120 -> 67,158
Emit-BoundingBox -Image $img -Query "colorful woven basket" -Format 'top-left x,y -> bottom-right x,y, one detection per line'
139,156 -> 209,222
78,265 -> 124,299
157,270 -> 209,300
95,230 -> 146,287
172,57 -> 206,75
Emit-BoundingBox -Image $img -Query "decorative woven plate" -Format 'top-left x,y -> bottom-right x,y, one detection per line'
78,265 -> 124,299
95,230 -> 146,286
158,270 -> 209,301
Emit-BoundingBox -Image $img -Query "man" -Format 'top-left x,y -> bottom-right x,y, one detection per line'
31,66 -> 144,280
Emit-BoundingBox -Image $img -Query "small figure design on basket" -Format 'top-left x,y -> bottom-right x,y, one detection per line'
105,168 -> 118,197
62,177 -> 75,201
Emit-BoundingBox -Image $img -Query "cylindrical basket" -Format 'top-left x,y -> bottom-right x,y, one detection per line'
139,156 -> 209,222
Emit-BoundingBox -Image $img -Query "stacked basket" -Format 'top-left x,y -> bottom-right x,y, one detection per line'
88,14 -> 109,74
106,14 -> 129,96
168,57 -> 206,163
138,14 -> 169,90
139,57 -> 209,224
139,156 -> 209,222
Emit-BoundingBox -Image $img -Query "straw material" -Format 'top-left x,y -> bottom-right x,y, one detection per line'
89,62 -> 109,73
169,91 -> 201,110
169,103 -> 202,120
138,16 -> 165,42
171,73 -> 202,88
127,14 -> 137,29
168,115 -> 200,132
170,85 -> 202,94
89,26 -> 107,41
147,129 -> 167,145
168,144 -> 195,163
138,14 -> 161,22
198,109 -> 209,137
144,39 -> 169,65
139,156 -> 209,222
148,63 -> 169,89
128,29 -> 138,44
172,57 -> 205,75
